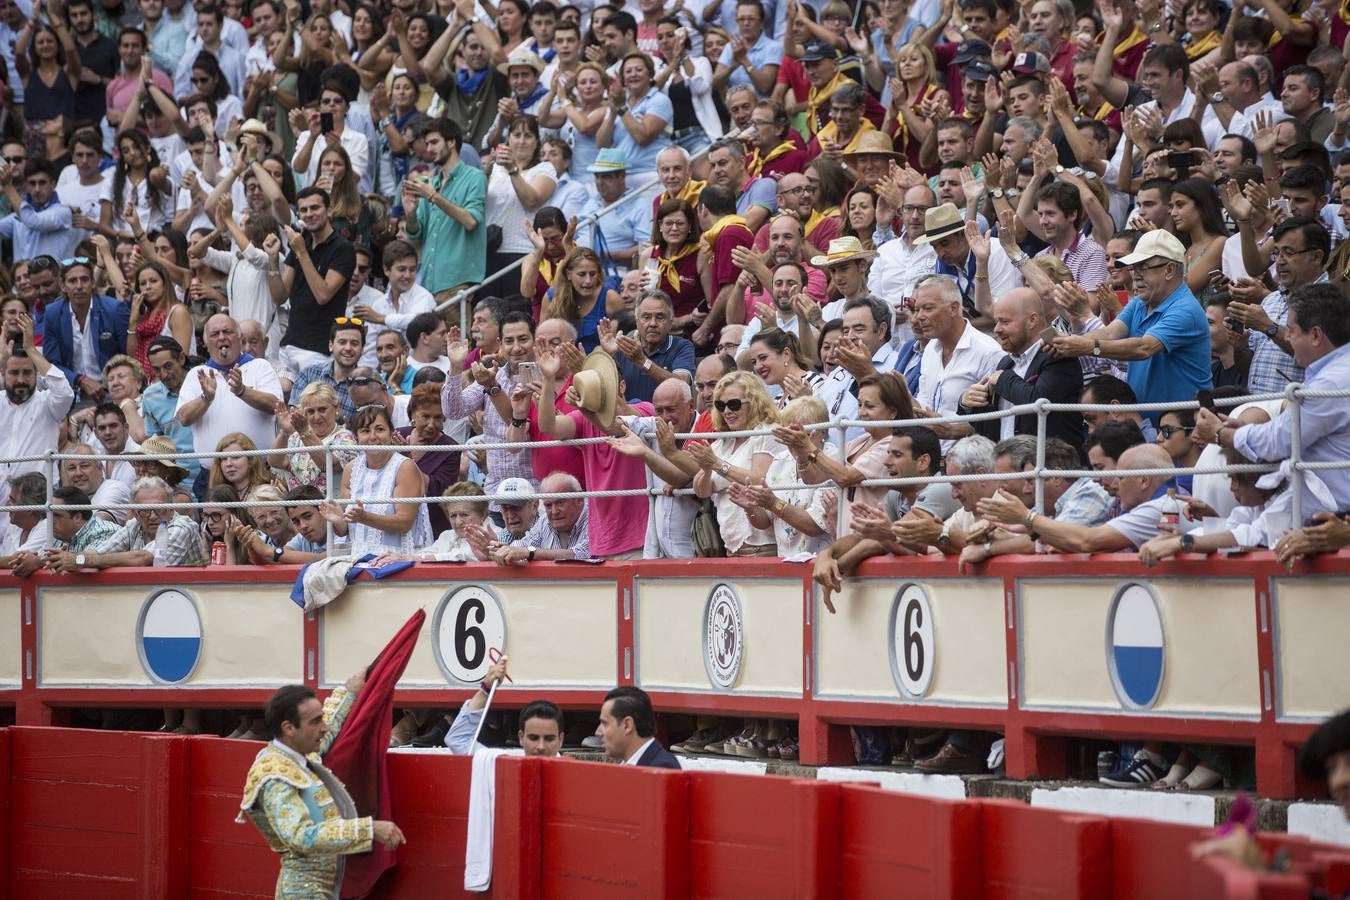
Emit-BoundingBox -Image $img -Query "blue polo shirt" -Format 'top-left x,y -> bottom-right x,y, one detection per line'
1116,282 -> 1211,416
718,32 -> 784,97
612,89 -> 674,175
736,176 -> 778,219
613,335 -> 697,403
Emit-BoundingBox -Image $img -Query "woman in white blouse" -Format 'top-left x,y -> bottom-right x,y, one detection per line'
483,113 -> 557,297
688,371 -> 781,557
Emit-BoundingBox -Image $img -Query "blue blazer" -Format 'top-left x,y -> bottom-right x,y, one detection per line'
636,740 -> 682,770
42,295 -> 130,389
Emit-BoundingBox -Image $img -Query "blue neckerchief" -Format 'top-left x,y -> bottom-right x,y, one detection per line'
205,351 -> 255,372
936,252 -> 978,318
455,65 -> 490,94
516,82 -> 548,110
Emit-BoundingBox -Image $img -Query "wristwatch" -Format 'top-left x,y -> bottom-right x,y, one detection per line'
1055,165 -> 1064,174
717,459 -> 732,475
1264,322 -> 1279,338
526,545 -> 537,561
1092,339 -> 1102,357
1006,187 -> 1021,199
75,553 -> 86,567
1179,532 -> 1196,551
1210,91 -> 1225,104
486,384 -> 501,396
991,187 -> 1005,198
936,523 -> 953,550
642,357 -> 653,371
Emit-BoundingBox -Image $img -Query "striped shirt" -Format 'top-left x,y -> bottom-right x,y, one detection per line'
1036,231 -> 1109,292
441,366 -> 536,505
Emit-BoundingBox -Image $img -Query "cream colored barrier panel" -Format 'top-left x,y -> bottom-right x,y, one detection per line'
635,578 -> 802,696
815,578 -> 1006,706
1019,578 -> 1258,716
320,579 -> 617,689
1273,577 -> 1350,720
0,588 -> 20,687
39,583 -> 302,686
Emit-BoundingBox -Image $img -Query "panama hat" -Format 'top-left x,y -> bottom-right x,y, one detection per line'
571,350 -> 619,429
840,130 -> 903,164
132,435 -> 190,484
913,203 -> 966,245
810,236 -> 878,268
497,47 -> 546,76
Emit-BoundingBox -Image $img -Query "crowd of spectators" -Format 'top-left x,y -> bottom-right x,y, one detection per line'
0,0 -> 1349,772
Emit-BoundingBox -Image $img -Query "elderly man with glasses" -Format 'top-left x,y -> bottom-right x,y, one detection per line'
1049,230 -> 1212,412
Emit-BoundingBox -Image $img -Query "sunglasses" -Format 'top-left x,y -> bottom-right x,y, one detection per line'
713,399 -> 744,413
61,256 -> 93,270
1156,425 -> 1193,439
4,155 -> 25,164
346,376 -> 377,386
335,316 -> 364,326
353,265 -> 371,273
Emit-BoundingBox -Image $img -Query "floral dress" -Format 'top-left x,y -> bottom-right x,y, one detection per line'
284,427 -> 359,492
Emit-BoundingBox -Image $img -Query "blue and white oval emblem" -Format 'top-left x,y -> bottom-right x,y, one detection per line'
703,583 -> 744,690
137,589 -> 202,684
1107,583 -> 1165,709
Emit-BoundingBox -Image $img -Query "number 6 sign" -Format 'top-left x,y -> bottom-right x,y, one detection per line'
888,583 -> 935,699
432,585 -> 507,684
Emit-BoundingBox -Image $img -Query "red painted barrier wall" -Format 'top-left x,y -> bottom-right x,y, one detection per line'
5,727 -> 1350,900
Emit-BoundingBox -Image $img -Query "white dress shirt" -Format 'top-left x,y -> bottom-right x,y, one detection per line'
292,128 -> 371,183
997,339 -> 1041,439
0,368 -> 75,481
869,232 -> 937,304
624,737 -> 656,766
917,321 -> 1004,449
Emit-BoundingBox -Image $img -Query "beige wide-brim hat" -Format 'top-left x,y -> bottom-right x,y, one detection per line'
810,235 -> 878,268
238,118 -> 284,155
497,47 -> 546,76
840,130 -> 903,164
133,435 -> 190,484
572,350 -> 620,430
913,203 -> 965,245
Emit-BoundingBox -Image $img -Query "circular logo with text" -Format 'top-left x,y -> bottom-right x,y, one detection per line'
703,583 -> 744,690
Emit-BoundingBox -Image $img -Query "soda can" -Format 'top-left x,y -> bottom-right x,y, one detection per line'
212,541 -> 227,566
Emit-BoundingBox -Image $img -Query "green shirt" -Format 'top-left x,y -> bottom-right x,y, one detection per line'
405,160 -> 487,294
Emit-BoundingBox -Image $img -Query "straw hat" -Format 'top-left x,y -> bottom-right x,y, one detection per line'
913,203 -> 966,245
238,118 -> 283,155
810,235 -> 878,268
571,350 -> 619,430
132,435 -> 190,485
497,47 -> 546,76
840,130 -> 902,163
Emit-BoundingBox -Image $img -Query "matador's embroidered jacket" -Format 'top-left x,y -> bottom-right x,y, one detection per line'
237,688 -> 373,899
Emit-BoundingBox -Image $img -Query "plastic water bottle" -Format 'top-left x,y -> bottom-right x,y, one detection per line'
152,519 -> 169,566
1160,488 -> 1182,531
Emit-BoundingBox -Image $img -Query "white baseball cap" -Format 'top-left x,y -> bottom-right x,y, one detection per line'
1118,230 -> 1186,266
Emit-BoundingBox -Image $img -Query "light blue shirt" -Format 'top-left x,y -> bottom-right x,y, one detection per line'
736,175 -> 778,219
717,32 -> 783,98
546,172 -> 590,222
706,0 -> 781,37
0,193 -> 75,262
1116,282 -> 1212,414
173,38 -> 248,98
444,698 -> 486,753
140,380 -> 202,487
611,90 -> 674,175
146,14 -> 189,77
575,190 -> 653,273
1234,341 -> 1350,518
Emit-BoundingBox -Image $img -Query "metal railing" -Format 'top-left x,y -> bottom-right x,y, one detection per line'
4,382 -> 1346,558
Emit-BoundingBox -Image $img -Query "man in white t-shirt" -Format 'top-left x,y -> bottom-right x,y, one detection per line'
60,130 -> 111,247
175,314 -> 284,494
61,444 -> 131,525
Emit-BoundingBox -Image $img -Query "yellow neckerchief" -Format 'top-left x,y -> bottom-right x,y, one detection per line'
1271,15 -> 1303,45
1340,0 -> 1350,25
538,252 -> 566,288
805,205 -> 840,237
655,242 -> 699,292
749,141 -> 796,176
1091,99 -> 1114,121
1185,30 -> 1221,59
818,116 -> 876,153
1110,24 -> 1148,58
702,214 -> 750,252
892,82 -> 936,151
806,70 -> 853,135
660,178 -> 706,208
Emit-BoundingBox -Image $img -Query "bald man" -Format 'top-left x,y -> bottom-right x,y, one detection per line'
985,444 -> 1179,554
957,288 -> 1085,447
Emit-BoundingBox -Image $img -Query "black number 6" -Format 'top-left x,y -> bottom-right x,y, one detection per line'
455,598 -> 486,670
903,599 -> 925,682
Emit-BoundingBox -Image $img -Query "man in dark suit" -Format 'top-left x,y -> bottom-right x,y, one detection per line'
40,258 -> 129,401
957,288 -> 1085,453
596,686 -> 681,770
